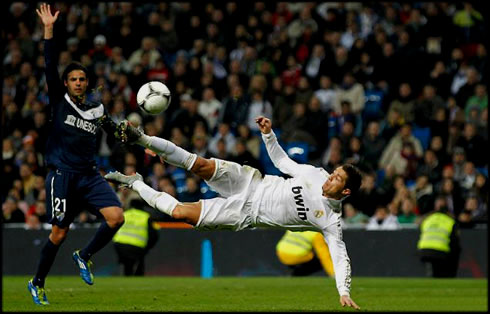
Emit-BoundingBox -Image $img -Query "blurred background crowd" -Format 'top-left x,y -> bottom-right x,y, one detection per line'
2,2 -> 488,231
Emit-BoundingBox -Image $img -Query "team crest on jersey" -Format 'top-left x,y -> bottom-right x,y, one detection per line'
314,210 -> 324,218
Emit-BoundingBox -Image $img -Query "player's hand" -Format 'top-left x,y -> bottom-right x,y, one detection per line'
36,3 -> 59,27
340,295 -> 360,310
255,116 -> 272,134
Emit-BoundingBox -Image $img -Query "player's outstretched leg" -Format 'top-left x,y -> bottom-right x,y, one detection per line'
105,171 -> 178,216
105,171 -> 202,224
118,120 -> 197,171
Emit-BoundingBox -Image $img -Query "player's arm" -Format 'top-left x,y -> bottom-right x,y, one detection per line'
255,116 -> 301,177
321,228 -> 360,310
36,3 -> 62,104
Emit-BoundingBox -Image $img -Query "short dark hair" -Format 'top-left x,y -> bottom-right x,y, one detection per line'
342,164 -> 362,196
61,62 -> 89,82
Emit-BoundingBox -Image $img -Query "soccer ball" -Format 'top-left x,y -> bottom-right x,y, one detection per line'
136,81 -> 171,115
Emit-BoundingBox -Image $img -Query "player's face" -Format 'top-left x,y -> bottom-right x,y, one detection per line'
65,70 -> 88,99
322,167 -> 350,199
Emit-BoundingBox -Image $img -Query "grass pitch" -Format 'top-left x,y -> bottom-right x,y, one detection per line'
3,276 -> 487,312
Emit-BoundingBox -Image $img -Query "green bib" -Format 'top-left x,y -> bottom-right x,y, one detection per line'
113,209 -> 150,248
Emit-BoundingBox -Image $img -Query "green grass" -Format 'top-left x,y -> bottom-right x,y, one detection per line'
4,276 -> 487,312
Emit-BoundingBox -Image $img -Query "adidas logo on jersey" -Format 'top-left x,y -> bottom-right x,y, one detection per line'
292,186 -> 309,221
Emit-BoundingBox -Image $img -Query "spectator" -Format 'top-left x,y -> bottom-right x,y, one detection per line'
313,75 -> 337,113
428,60 -> 452,99
464,83 -> 487,120
387,83 -> 416,125
397,198 -> 417,224
305,95 -> 329,156
208,122 -> 237,157
451,147 -> 467,183
236,124 -> 261,160
170,95 -> 209,139
416,149 -> 442,185
349,172 -> 382,218
379,124 -> 424,172
366,205 -> 401,230
437,177 -> 464,219
88,34 -> 112,65
128,37 -> 161,69
198,87 -> 223,132
191,131 -> 212,159
455,67 -> 480,107
332,72 -> 365,116
2,196 -> 25,223
456,123 -> 487,168
281,102 -> 317,149
342,203 -> 369,225
219,84 -> 250,130
179,176 -> 202,203
305,44 -> 327,81
230,138 -> 263,173
414,84 -> 445,128
411,175 -> 435,216
25,213 -> 42,230
362,120 -> 386,171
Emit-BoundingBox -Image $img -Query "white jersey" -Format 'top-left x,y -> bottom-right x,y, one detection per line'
198,130 -> 352,297
250,131 -> 352,297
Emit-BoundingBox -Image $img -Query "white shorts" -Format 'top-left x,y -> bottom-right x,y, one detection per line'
195,158 -> 262,231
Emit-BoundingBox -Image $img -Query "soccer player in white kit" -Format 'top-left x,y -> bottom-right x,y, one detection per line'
107,116 -> 362,310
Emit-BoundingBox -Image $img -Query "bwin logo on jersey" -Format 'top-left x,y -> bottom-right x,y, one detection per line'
292,186 -> 308,221
64,115 -> 97,134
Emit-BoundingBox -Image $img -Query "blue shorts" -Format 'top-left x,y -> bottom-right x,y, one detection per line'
45,169 -> 121,228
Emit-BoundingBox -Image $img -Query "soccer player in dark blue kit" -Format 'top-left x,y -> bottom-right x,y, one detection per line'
27,3 -> 125,305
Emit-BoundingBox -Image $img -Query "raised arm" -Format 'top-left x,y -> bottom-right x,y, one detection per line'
37,3 -> 63,104
36,3 -> 59,40
255,116 -> 301,177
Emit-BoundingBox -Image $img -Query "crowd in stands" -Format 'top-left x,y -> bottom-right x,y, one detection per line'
2,2 -> 488,230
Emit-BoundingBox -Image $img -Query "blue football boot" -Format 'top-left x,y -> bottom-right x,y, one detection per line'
27,279 -> 49,305
72,250 -> 94,285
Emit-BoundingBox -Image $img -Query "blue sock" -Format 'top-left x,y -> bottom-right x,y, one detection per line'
33,239 -> 60,288
79,221 -> 122,261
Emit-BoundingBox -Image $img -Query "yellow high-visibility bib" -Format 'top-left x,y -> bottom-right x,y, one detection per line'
276,231 -> 334,276
417,212 -> 455,253
113,209 -> 150,248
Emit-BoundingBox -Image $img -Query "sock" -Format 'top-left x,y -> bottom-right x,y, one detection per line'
133,180 -> 179,216
80,221 -> 122,261
138,135 -> 197,171
33,239 -> 61,288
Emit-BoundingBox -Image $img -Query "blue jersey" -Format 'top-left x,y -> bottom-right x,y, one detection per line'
44,39 -> 109,173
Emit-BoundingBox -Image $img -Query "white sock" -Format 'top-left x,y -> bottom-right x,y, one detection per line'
138,135 -> 197,171
132,181 -> 178,216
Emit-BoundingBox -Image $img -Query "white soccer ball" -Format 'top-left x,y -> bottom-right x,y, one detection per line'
136,81 -> 171,115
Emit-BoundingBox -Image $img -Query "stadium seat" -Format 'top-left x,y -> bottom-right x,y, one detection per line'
412,126 -> 431,151
363,89 -> 384,122
285,142 -> 309,163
